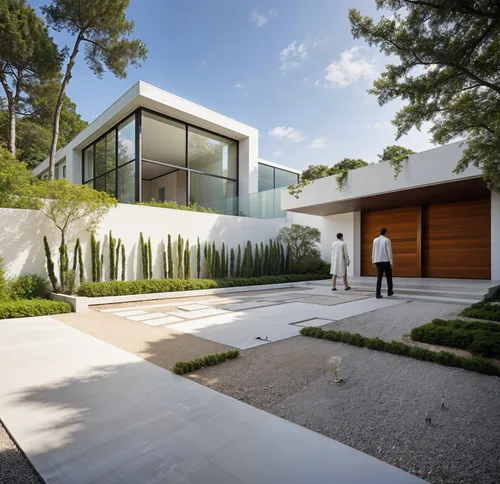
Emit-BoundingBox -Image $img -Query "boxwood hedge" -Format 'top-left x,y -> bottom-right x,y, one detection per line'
172,350 -> 240,375
0,299 -> 72,319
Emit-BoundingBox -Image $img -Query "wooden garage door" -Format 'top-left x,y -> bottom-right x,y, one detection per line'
423,198 -> 491,279
361,207 -> 421,277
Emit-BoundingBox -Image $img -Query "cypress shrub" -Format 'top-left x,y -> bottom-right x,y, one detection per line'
140,233 -> 148,279
77,239 -> 85,283
72,239 -> 79,272
221,243 -> 226,278
177,235 -> 183,279
167,234 -> 173,279
109,231 -> 116,281
184,239 -> 191,279
264,245 -> 269,276
211,242 -> 216,279
121,244 -> 126,281
236,244 -> 241,278
207,242 -> 212,279
214,250 -> 221,279
91,232 -> 97,282
115,239 -> 122,281
197,237 -> 201,278
247,241 -> 253,277
230,248 -> 235,278
254,244 -> 260,277
148,237 -> 153,279
225,251 -> 229,279
285,243 -> 292,273
280,243 -> 285,274
43,236 -> 58,292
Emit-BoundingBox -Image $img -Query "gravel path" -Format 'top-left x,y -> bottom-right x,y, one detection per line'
191,336 -> 500,484
324,300 -> 467,341
0,421 -> 42,484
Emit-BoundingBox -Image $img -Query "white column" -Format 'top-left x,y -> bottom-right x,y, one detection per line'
238,133 -> 259,197
492,192 -> 500,280
352,211 -> 361,277
67,149 -> 82,185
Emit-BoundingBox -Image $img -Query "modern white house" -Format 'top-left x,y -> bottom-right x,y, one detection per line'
34,81 -> 300,219
32,80 -> 499,282
282,142 -> 500,281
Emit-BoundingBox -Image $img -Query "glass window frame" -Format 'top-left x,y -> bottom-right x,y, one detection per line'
258,162 -> 298,191
82,107 -> 240,207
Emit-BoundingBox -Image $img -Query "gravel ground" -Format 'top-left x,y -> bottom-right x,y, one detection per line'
191,335 -> 500,483
325,300 -> 468,341
0,422 -> 41,484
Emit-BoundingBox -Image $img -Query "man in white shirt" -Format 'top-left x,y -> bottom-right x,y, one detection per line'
372,227 -> 394,299
330,233 -> 351,291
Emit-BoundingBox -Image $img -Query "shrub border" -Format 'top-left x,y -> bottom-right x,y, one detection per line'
300,326 -> 500,377
0,299 -> 72,319
461,300 -> 500,322
172,350 -> 240,375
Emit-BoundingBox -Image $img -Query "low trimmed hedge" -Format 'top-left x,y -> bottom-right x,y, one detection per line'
172,350 -> 240,375
461,300 -> 500,322
300,326 -> 500,377
0,299 -> 72,319
410,318 -> 500,358
77,274 -> 330,297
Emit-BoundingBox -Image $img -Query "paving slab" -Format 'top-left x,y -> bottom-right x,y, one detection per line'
112,309 -> 148,317
219,301 -> 280,311
125,312 -> 170,322
167,299 -> 406,349
169,308 -> 230,320
176,304 -> 211,311
0,316 -> 424,484
143,316 -> 184,326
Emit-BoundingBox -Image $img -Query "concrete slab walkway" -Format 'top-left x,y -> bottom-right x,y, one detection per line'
0,316 -> 425,484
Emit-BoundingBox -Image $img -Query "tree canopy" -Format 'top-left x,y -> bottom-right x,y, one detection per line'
0,0 -> 61,157
42,0 -> 148,178
276,224 -> 321,262
349,1 -> 500,191
378,145 -> 415,178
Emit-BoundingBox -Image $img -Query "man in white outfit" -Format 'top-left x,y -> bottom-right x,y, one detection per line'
330,233 -> 351,291
372,227 -> 394,299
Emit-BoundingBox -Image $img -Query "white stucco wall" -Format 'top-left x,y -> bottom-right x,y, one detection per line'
492,192 -> 500,281
0,205 -> 291,281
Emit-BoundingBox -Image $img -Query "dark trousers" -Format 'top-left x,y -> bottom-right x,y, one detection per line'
375,262 -> 393,297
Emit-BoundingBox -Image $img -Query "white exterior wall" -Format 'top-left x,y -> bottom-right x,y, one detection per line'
0,205 -> 290,281
492,192 -> 500,280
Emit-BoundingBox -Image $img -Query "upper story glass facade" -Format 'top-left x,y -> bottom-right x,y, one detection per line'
258,162 -> 299,192
82,108 -> 239,206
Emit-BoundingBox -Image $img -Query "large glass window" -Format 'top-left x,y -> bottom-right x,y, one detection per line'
82,115 -> 136,204
188,127 -> 237,179
118,116 -> 135,166
189,172 -> 237,206
83,145 -> 94,181
275,167 -> 298,188
258,163 -> 298,191
258,163 -> 274,192
142,111 -> 186,167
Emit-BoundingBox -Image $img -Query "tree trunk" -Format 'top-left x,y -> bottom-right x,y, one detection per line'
48,33 -> 83,179
0,67 -> 16,157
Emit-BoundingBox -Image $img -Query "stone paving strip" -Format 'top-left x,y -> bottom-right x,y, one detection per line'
126,312 -> 172,322
0,316 -> 424,484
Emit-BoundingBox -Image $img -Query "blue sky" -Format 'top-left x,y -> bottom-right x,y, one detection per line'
29,0 -> 435,171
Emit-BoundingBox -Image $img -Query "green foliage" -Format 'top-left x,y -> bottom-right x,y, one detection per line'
0,257 -> 8,300
253,244 -> 260,278
77,240 -> 85,283
77,274 -> 330,297
264,244 -> 269,276
115,238 -> 121,281
206,242 -> 212,279
411,318 -> 500,358
177,235 -> 183,279
196,237 -> 201,278
349,2 -> 500,192
167,234 -> 173,279
58,241 -> 68,291
8,274 -> 49,300
301,326 -> 500,376
91,232 -> 102,282
214,250 -> 221,279
461,300 -> 500,322
221,243 -> 226,278
285,243 -> 292,273
136,199 -> 221,214
148,237 -> 153,279
236,244 -> 241,278
247,241 -> 253,277
61,268 -> 76,295
121,244 -> 126,281
0,147 -> 42,209
241,244 -> 248,278
230,248 -> 235,278
43,235 -> 58,292
288,158 -> 369,198
109,231 -> 116,281
0,299 -> 71,319
172,350 -> 240,375
35,179 -> 117,250
378,145 -> 415,179
0,0 -> 60,156
140,232 -> 148,279
211,242 -> 216,279
276,224 -> 321,269
184,239 -> 191,279
42,0 -> 148,176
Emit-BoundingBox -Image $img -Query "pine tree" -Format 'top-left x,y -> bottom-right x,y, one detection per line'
221,243 -> 226,278
197,237 -> 201,278
230,248 -> 235,278
236,244 -> 241,278
253,244 -> 260,277
177,235 -> 183,278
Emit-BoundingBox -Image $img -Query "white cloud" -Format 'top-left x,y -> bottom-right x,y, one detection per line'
273,150 -> 283,157
279,41 -> 308,71
234,82 -> 248,96
269,126 -> 306,143
314,80 -> 321,87
308,136 -> 328,149
250,9 -> 277,28
234,82 -> 244,89
324,46 -> 377,88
